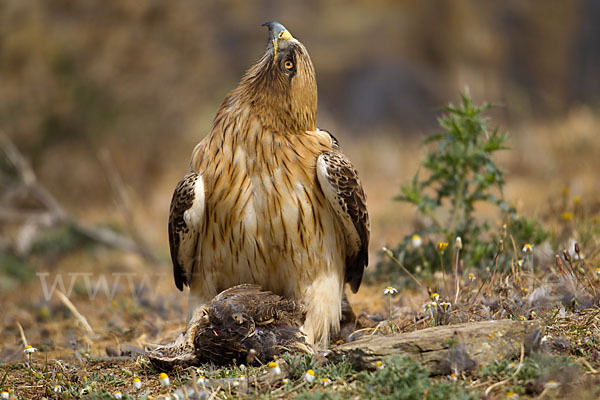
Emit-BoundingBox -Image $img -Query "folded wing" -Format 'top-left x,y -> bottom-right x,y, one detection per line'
316,151 -> 370,293
169,172 -> 205,290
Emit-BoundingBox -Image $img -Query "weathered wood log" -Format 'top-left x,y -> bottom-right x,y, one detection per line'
329,319 -> 536,375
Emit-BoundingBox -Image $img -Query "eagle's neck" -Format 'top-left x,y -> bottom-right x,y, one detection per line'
216,52 -> 317,134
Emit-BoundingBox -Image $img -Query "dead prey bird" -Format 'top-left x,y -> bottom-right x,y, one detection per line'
148,285 -> 309,369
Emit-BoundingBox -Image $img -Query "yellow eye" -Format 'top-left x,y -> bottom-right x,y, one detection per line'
284,60 -> 294,70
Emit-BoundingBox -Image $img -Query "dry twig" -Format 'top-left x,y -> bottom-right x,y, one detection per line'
56,290 -> 95,335
0,132 -> 156,261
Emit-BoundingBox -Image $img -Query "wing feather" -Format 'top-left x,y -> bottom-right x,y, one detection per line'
316,151 -> 370,293
169,172 -> 205,290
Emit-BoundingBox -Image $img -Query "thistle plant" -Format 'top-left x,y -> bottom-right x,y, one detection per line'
378,92 -> 547,278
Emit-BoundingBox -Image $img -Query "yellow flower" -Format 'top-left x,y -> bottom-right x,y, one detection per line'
561,211 -> 574,221
24,345 -> 37,354
561,187 -> 570,196
375,360 -> 384,370
522,243 -> 532,253
321,377 -> 331,386
573,196 -> 581,205
430,293 -> 440,301
437,242 -> 449,252
506,391 -> 519,399
1,391 -> 9,400
467,272 -> 476,281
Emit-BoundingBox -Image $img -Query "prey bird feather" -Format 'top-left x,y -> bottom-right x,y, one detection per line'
168,22 -> 370,347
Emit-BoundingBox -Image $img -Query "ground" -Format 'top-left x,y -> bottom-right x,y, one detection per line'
2,109 -> 600,399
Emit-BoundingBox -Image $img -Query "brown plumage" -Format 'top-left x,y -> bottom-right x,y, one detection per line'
168,22 -> 370,347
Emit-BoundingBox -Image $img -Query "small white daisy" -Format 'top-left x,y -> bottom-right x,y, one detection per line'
411,234 -> 422,248
1,391 -> 9,399
133,377 -> 142,389
54,385 -> 62,393
196,376 -> 207,385
522,244 -> 532,253
267,361 -> 281,376
303,369 -> 315,384
383,286 -> 398,295
114,392 -> 122,399
159,372 -> 170,386
321,378 -> 331,386
24,345 -> 37,354
455,237 -> 462,250
516,259 -> 524,267
544,380 -> 560,390
375,361 -> 384,370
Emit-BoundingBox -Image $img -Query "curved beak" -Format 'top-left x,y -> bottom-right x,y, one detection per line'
262,21 -> 294,62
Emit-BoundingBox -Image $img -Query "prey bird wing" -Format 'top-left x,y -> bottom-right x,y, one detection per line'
317,150 -> 370,293
169,172 -> 205,290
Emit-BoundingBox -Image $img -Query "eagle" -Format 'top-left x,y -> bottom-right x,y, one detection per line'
168,22 -> 369,347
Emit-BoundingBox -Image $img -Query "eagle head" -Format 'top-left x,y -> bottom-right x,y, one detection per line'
233,22 -> 317,132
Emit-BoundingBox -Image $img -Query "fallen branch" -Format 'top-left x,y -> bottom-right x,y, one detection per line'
0,132 -> 157,261
329,319 -> 536,375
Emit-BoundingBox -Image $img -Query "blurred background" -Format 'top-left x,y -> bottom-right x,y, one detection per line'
1,0 -> 600,358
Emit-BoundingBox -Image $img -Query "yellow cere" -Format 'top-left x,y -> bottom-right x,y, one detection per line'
278,30 -> 294,41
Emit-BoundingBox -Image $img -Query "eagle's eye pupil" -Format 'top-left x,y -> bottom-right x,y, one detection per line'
284,60 -> 294,70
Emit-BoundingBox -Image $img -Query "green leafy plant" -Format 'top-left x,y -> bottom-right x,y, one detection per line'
378,93 -> 547,278
356,356 -> 478,400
